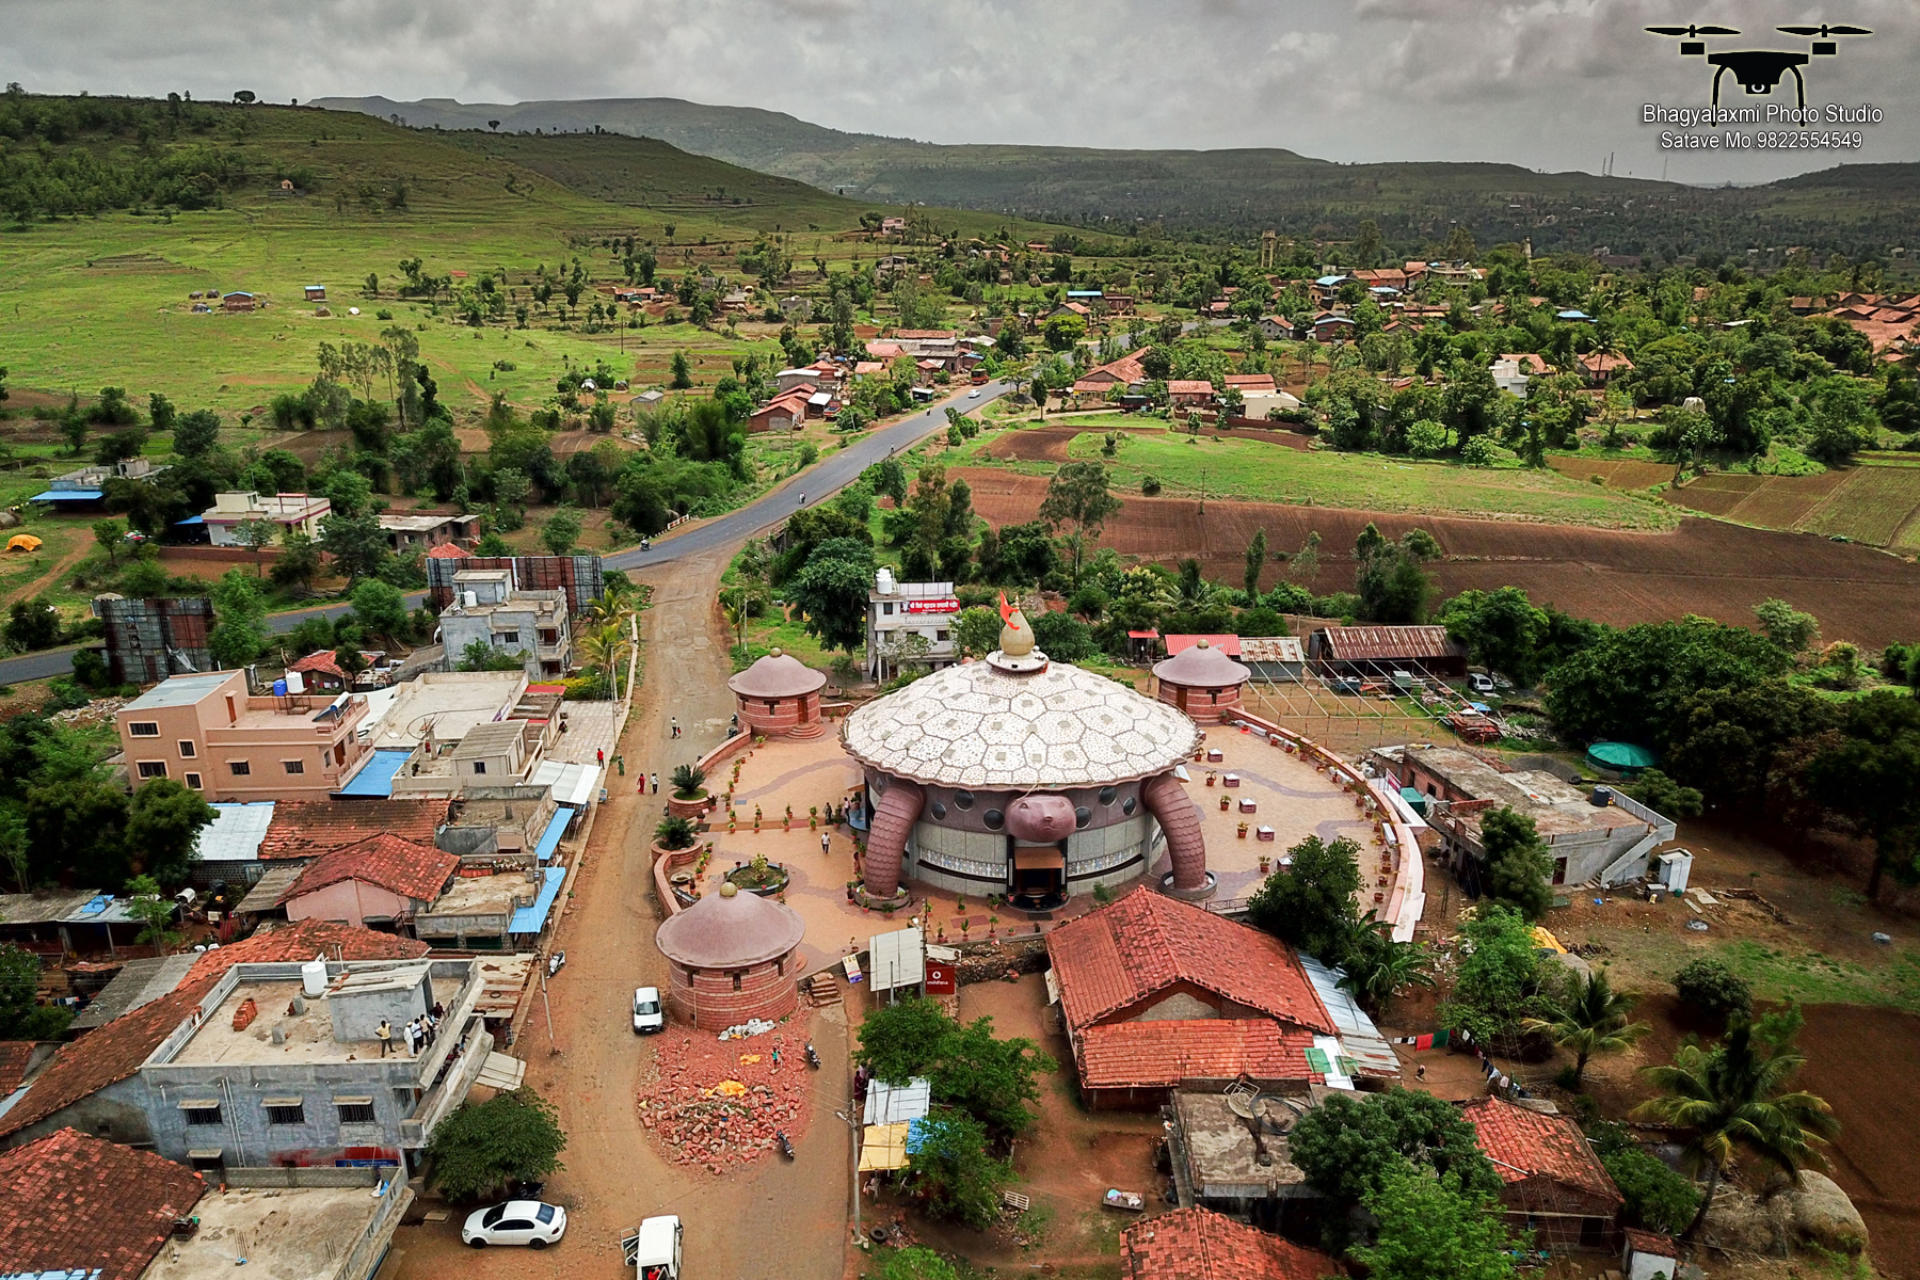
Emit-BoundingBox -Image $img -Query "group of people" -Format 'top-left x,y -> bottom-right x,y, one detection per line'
374,1005 -> 447,1058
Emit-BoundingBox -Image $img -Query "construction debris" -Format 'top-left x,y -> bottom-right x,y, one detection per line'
638,1024 -> 810,1175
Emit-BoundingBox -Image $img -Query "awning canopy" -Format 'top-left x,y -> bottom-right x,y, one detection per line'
475,1051 -> 526,1090
532,807 -> 572,864
1012,848 -> 1063,871
858,1122 -> 911,1171
863,1077 -> 932,1125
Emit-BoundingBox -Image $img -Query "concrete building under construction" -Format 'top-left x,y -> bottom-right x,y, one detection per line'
91,594 -> 214,685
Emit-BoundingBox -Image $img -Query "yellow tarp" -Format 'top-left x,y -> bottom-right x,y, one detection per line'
4,535 -> 42,553
709,1079 -> 748,1098
1530,926 -> 1567,954
858,1122 -> 910,1171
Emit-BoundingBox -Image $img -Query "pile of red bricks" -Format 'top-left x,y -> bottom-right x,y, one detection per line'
637,1025 -> 811,1175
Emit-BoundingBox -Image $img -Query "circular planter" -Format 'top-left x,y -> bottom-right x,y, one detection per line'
855,885 -> 913,912
666,791 -> 713,820
724,863 -> 792,897
652,837 -> 701,864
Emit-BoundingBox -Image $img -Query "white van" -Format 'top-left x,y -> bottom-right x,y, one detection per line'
632,986 -> 665,1034
1466,672 -> 1496,695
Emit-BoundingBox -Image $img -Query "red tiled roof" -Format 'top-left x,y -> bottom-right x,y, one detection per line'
0,1128 -> 206,1280
289,649 -> 347,679
1164,634 -> 1242,658
1499,353 -> 1551,374
185,919 -> 429,987
284,834 -> 458,904
1315,625 -> 1461,663
1167,380 -> 1214,395
1080,1020 -> 1321,1090
1046,888 -> 1333,1036
427,542 -> 472,559
1224,374 -> 1277,392
1079,348 -> 1148,387
1578,353 -> 1635,374
1462,1096 -> 1622,1204
258,799 -> 449,860
0,1041 -> 37,1095
0,984 -> 211,1139
891,329 -> 955,340
1121,1207 -> 1343,1280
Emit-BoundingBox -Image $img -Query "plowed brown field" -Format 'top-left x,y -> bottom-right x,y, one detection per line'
954,470 -> 1920,647
1548,456 -> 1675,489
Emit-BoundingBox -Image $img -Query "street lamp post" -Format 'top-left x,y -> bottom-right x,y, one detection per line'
834,1108 -> 862,1244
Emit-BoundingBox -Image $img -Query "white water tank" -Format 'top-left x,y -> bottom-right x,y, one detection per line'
875,568 -> 895,595
463,590 -> 479,609
285,669 -> 305,695
300,956 -> 329,998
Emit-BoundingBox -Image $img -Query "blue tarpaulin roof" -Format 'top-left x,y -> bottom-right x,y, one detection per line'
174,515 -> 206,525
510,865 -> 566,935
533,807 -> 573,864
336,748 -> 413,798
30,489 -> 103,501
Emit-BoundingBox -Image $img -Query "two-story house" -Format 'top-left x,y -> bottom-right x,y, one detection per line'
116,671 -> 374,802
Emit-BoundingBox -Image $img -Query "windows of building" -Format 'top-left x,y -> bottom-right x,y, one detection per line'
181,1100 -> 222,1126
284,760 -> 305,775
472,761 -> 487,775
137,761 -> 169,779
335,1098 -> 377,1125
128,722 -> 160,737
188,1150 -> 226,1175
178,740 -> 198,758
264,1098 -> 305,1126
185,773 -> 203,790
496,631 -> 521,646
230,760 -> 252,776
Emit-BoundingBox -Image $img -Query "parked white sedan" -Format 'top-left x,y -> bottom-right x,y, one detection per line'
462,1200 -> 567,1248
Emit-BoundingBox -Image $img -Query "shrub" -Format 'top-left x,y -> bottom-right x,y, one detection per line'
1141,475 -> 1162,496
670,763 -> 707,799
1589,1120 -> 1700,1236
1460,436 -> 1510,467
653,816 -> 697,851
1625,768 -> 1704,818
1672,958 -> 1751,1024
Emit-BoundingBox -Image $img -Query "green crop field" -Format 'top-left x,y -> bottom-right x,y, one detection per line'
961,421 -> 1681,530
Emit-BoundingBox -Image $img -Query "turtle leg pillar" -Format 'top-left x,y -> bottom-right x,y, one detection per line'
863,780 -> 924,899
1143,771 -> 1213,899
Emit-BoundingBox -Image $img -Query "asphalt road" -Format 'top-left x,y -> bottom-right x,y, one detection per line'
0,383 -> 1009,689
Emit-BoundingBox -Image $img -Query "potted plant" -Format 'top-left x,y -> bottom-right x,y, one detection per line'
666,764 -> 712,819
652,815 -> 698,863
809,805 -> 819,830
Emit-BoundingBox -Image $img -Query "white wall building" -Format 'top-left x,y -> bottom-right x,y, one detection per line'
865,569 -> 960,680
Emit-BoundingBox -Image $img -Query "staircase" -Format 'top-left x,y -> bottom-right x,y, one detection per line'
787,719 -> 828,740
804,972 -> 842,1008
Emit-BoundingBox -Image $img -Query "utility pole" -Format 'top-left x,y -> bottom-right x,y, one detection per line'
835,1109 -> 862,1244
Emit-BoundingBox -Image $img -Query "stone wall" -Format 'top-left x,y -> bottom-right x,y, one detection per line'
667,954 -> 799,1031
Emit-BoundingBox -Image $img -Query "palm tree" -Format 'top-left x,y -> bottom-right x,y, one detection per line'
1634,1014 -> 1840,1241
1338,925 -> 1435,1015
1522,968 -> 1647,1089
575,621 -> 632,698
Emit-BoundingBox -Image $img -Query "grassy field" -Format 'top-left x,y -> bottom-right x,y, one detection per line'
1660,453 -> 1920,550
960,421 -> 1682,530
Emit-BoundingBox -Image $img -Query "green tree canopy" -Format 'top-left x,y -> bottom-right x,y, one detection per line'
790,537 -> 876,652
902,1107 -> 1013,1229
1477,806 -> 1554,921
1546,617 -> 1792,751
124,779 -> 215,887
207,569 -> 268,669
1245,834 -> 1364,965
1353,1162 -> 1518,1280
426,1088 -> 568,1203
1038,462 -> 1122,588
1289,1088 -> 1502,1209
856,996 -> 1054,1136
1437,905 -> 1558,1048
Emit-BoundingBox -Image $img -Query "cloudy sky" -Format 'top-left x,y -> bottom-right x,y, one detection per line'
9,0 -> 1915,183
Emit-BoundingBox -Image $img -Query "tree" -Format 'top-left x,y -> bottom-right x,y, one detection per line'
541,508 -> 583,557
123,874 -> 182,951
426,1088 -> 567,1203
1588,1119 -> 1702,1237
1635,1011 -> 1840,1239
270,529 -> 321,593
459,639 -> 524,672
0,945 -> 73,1041
1340,926 -> 1435,1015
1806,691 -> 1920,897
1289,1089 -> 1502,1209
1041,313 -> 1086,352
1356,527 -> 1439,624
1624,768 -> 1703,818
1478,806 -> 1554,921
790,538 -> 876,652
902,1107 -> 1013,1229
1440,587 -> 1551,685
208,569 -> 268,669
951,606 -> 1001,658
5,598 -> 61,652
1437,905 -> 1556,1048
1038,461 -> 1122,587
93,518 -> 127,568
1753,598 -> 1819,656
172,408 -> 221,459
1354,1163 -> 1518,1280
1672,958 -> 1752,1027
1547,618 -> 1793,752
857,996 -> 1054,1136
669,350 -> 693,389
350,579 -> 409,641
319,510 -> 389,583
1245,834 -> 1364,965
1351,219 -> 1385,268
1242,527 -> 1268,597
125,780 -> 215,887
1522,968 -> 1646,1088
235,519 -> 278,575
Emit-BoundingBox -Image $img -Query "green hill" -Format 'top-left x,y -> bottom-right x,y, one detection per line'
312,94 -> 1920,258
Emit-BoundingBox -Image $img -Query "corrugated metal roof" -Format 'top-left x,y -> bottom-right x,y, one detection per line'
192,803 -> 275,863
1299,953 -> 1401,1080
1239,637 -> 1304,664
1315,625 -> 1457,662
863,1077 -> 932,1124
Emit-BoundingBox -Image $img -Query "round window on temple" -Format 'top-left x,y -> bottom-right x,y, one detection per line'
1121,795 -> 1137,816
1099,785 -> 1117,805
983,808 -> 1004,830
930,801 -> 947,821
1075,806 -> 1092,829
954,790 -> 975,810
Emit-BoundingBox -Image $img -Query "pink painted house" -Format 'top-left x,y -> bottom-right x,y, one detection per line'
280,835 -> 459,930
115,669 -> 374,803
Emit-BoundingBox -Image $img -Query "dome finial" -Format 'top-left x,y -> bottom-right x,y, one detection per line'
997,591 -> 1034,657
718,881 -> 739,898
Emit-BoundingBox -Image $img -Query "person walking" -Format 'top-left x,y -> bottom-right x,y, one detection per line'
670,717 -> 681,739
596,748 -> 605,766
821,831 -> 831,856
650,772 -> 660,795
376,1019 -> 393,1057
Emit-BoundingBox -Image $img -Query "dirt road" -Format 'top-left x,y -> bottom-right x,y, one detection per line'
393,549 -> 852,1280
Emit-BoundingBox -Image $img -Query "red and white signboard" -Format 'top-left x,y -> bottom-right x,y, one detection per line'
925,961 -> 957,995
904,598 -> 960,614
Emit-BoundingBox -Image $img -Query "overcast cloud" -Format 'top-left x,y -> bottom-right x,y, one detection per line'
7,0 -> 1915,183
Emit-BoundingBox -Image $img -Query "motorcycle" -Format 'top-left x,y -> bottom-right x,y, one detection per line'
547,950 -> 566,978
776,1130 -> 795,1160
804,1042 -> 821,1070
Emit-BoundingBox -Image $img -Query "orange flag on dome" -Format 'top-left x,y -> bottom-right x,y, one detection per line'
998,592 -> 1021,628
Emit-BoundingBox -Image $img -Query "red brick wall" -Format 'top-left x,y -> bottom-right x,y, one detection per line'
1157,681 -> 1244,724
736,691 -> 822,737
666,953 -> 800,1030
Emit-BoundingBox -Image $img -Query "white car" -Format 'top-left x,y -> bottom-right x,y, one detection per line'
462,1200 -> 567,1249
967,389 -> 982,398
1466,672 -> 1496,695
633,985 -> 665,1034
